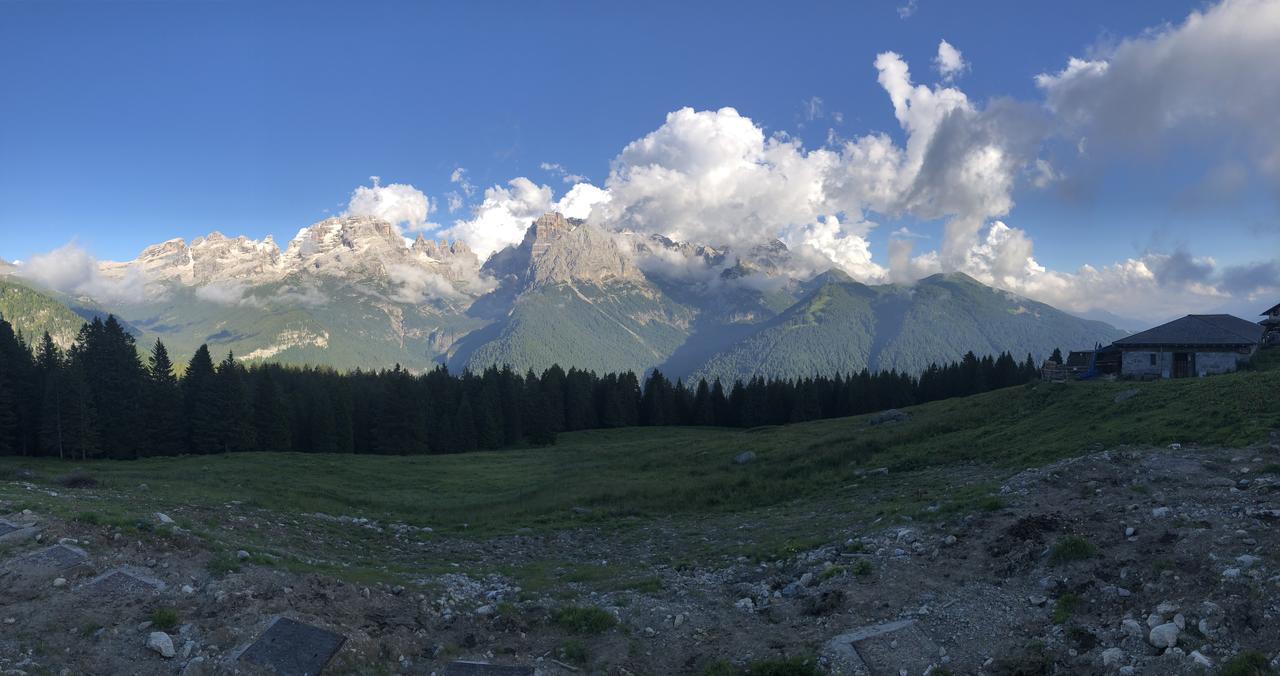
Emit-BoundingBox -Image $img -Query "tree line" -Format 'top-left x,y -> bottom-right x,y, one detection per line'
0,313 -> 1043,459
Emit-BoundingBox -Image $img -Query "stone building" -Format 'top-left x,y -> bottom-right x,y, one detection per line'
1263,302 -> 1280,346
1113,314 -> 1264,379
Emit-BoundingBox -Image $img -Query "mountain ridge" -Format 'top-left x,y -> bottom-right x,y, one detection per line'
4,212 -> 1125,377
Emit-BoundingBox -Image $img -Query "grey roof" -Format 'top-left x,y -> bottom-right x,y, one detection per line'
1264,301 -> 1280,316
1113,314 -> 1265,348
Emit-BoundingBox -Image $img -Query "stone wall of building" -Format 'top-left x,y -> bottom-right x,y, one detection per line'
1120,349 -> 1249,378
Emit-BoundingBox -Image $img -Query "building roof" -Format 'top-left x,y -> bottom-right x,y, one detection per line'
1112,314 -> 1265,348
1263,301 -> 1280,316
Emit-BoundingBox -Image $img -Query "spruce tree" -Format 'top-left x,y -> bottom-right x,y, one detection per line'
145,340 -> 186,455
183,345 -> 221,454
251,370 -> 292,452
216,352 -> 255,453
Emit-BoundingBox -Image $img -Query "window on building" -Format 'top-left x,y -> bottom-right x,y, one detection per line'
1149,354 -> 1157,366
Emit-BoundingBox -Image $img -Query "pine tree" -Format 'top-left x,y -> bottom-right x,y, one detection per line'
251,370 -> 292,452
183,345 -> 221,454
145,340 -> 185,455
216,352 -> 255,453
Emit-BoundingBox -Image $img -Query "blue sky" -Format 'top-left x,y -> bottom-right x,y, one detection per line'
2,0 -> 1278,321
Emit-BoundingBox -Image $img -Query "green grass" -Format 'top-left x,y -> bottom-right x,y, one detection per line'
556,639 -> 589,666
550,606 -> 617,635
3,362 -> 1273,536
1,359 -> 1276,589
1218,651 -> 1273,676
1049,536 -> 1097,565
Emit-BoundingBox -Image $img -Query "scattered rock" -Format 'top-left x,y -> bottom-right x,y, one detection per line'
1152,507 -> 1171,518
732,451 -> 756,465
146,631 -> 176,658
1102,647 -> 1125,668
236,550 -> 250,560
155,512 -> 175,525
1148,623 -> 1179,648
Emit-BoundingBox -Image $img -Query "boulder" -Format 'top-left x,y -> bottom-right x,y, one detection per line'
1148,623 -> 1179,648
147,631 -> 176,658
1102,647 -> 1125,668
732,451 -> 756,465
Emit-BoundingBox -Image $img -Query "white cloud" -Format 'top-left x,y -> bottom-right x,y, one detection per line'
897,0 -> 917,19
387,264 -> 466,304
556,182 -> 611,220
345,177 -> 434,232
450,167 -> 475,197
540,162 -> 587,184
443,178 -> 555,259
1036,0 -> 1280,180
934,40 -> 967,81
783,215 -> 887,282
194,280 -> 251,305
18,242 -> 155,305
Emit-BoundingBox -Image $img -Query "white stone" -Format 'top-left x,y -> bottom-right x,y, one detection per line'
155,512 -> 175,525
1102,647 -> 1125,668
1152,507 -> 1171,518
799,572 -> 814,586
236,550 -> 250,560
52,577 -> 67,588
1121,618 -> 1144,638
146,632 -> 176,658
1173,613 -> 1185,629
1148,623 -> 1179,648
1190,651 -> 1212,668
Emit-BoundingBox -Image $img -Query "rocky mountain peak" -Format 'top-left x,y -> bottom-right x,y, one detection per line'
484,212 -> 643,288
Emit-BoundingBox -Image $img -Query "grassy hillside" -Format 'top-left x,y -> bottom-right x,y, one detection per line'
692,272 -> 1126,383
4,353 -> 1274,537
0,278 -> 89,348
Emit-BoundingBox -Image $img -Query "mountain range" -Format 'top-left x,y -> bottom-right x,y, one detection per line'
0,212 -> 1126,379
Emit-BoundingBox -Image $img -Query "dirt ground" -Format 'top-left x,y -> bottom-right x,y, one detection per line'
4,438 -> 1280,675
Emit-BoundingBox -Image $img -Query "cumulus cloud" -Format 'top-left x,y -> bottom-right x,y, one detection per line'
897,0 -> 917,19
443,178 -> 555,259
346,176 -> 434,231
19,242 -> 154,305
1036,0 -> 1280,179
783,216 -> 887,282
934,40 -> 967,81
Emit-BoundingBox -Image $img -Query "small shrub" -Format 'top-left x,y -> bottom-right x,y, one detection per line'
1218,651 -> 1274,676
802,589 -> 845,616
747,657 -> 821,676
852,560 -> 873,576
1052,593 -> 1082,624
819,565 -> 847,581
556,639 -> 588,665
54,469 -> 97,489
551,606 -> 617,635
1049,536 -> 1096,565
149,607 -> 179,631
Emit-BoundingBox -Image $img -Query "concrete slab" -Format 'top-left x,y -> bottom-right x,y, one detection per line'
822,619 -> 942,676
444,662 -> 536,676
79,566 -> 166,598
0,543 -> 90,600
239,617 -> 346,676
10,543 -> 88,571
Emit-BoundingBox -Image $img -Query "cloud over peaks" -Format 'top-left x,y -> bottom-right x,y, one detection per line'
346,177 -> 434,231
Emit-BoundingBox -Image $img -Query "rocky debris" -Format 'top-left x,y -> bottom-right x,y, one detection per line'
155,512 -> 175,525
868,408 -> 909,425
732,451 -> 756,465
443,661 -> 535,675
146,631 -> 175,658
